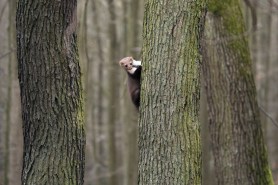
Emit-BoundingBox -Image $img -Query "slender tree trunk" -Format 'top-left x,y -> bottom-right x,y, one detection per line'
201,0 -> 274,184
85,1 -> 107,184
266,2 -> 278,183
139,0 -> 206,184
257,0 -> 272,133
78,0 -> 90,88
93,1 -> 105,184
4,2 -> 13,182
200,78 -> 216,185
8,0 -> 23,184
0,1 -> 8,183
121,0 -> 143,185
16,1 -> 85,184
243,0 -> 258,74
107,1 -> 120,185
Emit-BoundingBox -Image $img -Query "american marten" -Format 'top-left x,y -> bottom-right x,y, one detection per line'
119,57 -> 142,110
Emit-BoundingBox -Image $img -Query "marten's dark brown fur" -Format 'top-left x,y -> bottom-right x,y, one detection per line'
119,57 -> 141,109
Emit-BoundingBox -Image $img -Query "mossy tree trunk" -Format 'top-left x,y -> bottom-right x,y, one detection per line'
16,0 -> 85,184
201,0 -> 274,184
139,0 -> 206,184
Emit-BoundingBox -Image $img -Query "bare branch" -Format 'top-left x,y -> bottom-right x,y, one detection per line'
0,49 -> 16,60
0,0 -> 8,23
260,106 -> 278,128
243,0 -> 258,31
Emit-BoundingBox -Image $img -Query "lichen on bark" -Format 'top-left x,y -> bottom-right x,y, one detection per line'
138,0 -> 206,184
16,1 -> 85,184
202,0 -> 274,184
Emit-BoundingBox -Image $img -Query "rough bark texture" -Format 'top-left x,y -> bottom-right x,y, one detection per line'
16,1 -> 85,185
201,0 -> 274,184
200,79 -> 216,185
139,0 -> 205,184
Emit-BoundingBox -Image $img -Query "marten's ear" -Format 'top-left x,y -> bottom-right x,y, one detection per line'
119,60 -> 124,66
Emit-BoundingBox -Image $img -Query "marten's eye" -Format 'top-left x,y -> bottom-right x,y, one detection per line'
125,64 -> 128,67
130,62 -> 132,65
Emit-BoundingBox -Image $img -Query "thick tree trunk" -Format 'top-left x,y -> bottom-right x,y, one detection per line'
201,0 -> 274,184
16,1 -> 85,184
139,1 -> 205,184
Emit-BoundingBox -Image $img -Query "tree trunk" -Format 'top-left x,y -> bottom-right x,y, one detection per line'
107,0 -> 120,184
16,1 -> 85,184
86,1 -> 107,184
256,0 -> 272,134
0,1 -> 9,183
8,0 -> 23,184
200,78 -> 216,185
121,0 -> 143,185
265,1 -> 278,183
201,0 -> 274,184
139,0 -> 206,184
4,2 -> 12,182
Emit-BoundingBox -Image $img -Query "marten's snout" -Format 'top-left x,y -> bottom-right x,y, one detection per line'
119,57 -> 134,70
120,62 -> 132,70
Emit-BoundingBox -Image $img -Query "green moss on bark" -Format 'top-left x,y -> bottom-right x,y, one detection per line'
16,1 -> 85,184
202,0 -> 274,184
139,0 -> 206,184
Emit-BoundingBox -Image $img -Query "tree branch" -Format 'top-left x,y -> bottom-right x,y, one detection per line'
0,49 -> 16,60
0,0 -> 8,23
243,0 -> 258,31
260,106 -> 278,128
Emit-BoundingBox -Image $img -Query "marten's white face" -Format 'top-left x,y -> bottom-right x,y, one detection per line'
119,56 -> 140,75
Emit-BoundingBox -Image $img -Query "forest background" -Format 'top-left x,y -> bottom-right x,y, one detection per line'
0,0 -> 277,185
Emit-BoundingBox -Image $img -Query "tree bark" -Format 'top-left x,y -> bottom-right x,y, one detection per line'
16,0 -> 85,184
139,1 -> 206,184
201,0 -> 274,184
200,78 -> 216,185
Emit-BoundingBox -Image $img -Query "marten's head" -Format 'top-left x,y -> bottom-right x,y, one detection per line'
119,56 -> 141,75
